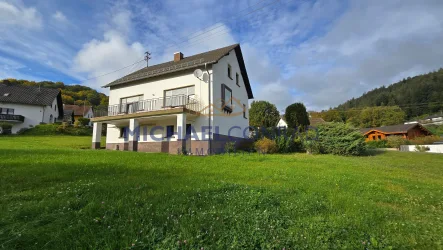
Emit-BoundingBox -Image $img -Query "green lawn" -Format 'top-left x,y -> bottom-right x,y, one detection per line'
1,136 -> 443,249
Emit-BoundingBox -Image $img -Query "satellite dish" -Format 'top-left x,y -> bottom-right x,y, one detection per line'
202,73 -> 209,83
193,69 -> 203,79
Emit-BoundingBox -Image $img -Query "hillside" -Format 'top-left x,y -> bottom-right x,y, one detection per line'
336,68 -> 443,119
0,78 -> 108,109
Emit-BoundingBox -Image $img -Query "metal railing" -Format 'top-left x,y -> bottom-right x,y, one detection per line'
0,114 -> 25,122
95,95 -> 203,117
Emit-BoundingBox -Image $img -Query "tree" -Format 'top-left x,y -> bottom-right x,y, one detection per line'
322,109 -> 343,122
249,101 -> 280,127
285,103 -> 310,129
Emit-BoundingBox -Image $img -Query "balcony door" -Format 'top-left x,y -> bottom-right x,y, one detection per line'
120,95 -> 143,114
164,86 -> 195,108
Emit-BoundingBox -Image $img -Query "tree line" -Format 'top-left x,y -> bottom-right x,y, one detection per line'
311,68 -> 443,128
0,78 -> 109,109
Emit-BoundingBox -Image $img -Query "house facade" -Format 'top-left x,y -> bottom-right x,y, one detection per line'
360,123 -> 432,141
63,104 -> 94,125
0,84 -> 63,134
91,44 -> 254,154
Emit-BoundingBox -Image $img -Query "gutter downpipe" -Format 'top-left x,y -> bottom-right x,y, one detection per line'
205,63 -> 212,154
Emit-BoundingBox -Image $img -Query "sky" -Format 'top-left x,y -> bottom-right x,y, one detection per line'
1,0 -> 443,111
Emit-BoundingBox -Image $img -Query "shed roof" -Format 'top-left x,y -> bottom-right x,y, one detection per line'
360,123 -> 430,135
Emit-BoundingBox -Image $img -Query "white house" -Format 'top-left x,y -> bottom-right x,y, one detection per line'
0,84 -> 63,134
91,44 -> 254,154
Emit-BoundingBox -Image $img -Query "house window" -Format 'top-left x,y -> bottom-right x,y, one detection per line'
243,104 -> 247,118
49,114 -> 53,124
164,86 -> 195,107
0,108 -> 14,114
228,64 -> 232,79
55,105 -> 57,111
372,135 -> 376,140
166,125 -> 175,138
120,95 -> 144,114
377,135 -> 381,140
236,73 -> 240,86
221,84 -> 233,112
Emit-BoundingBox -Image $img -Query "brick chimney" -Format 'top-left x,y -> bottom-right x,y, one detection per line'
174,52 -> 184,62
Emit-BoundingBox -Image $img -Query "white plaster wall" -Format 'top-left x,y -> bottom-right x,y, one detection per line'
401,145 -> 443,153
42,98 -> 60,124
212,50 -> 250,138
0,102 -> 43,133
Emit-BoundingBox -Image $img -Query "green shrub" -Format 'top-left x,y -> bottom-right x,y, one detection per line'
386,136 -> 408,149
415,145 -> 430,152
409,135 -> 442,145
224,141 -> 236,153
77,117 -> 90,126
20,124 -> 92,136
0,122 -> 13,135
312,123 -> 367,156
73,120 -> 81,128
254,138 -> 277,154
366,140 -> 388,149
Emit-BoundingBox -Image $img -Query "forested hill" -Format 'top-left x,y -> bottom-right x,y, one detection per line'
336,68 -> 443,119
0,79 -> 108,109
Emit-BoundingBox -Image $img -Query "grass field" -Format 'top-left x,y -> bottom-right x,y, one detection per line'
1,136 -> 443,249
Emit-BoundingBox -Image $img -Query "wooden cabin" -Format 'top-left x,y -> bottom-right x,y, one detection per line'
360,123 -> 432,141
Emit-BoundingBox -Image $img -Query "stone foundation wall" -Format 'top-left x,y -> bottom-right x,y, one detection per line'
104,135 -> 252,155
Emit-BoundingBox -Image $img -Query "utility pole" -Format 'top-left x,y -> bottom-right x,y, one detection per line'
144,51 -> 151,67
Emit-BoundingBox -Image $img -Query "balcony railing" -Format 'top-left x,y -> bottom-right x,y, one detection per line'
0,114 -> 25,122
95,95 -> 203,117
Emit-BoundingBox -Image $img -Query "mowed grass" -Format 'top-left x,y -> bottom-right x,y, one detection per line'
1,136 -> 443,249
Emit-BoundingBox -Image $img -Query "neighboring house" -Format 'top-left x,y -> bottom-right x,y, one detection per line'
421,113 -> 443,125
360,123 -> 432,141
277,115 -> 288,128
277,115 -> 325,128
0,84 -> 63,134
63,104 -> 94,125
90,44 -> 254,154
404,113 -> 443,125
63,109 -> 75,124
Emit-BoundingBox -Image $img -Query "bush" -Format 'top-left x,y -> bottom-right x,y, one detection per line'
415,145 -> 430,152
73,120 -> 81,128
0,122 -> 13,135
16,128 -> 29,134
311,123 -> 367,156
366,140 -> 388,149
254,138 -> 277,154
409,135 -> 442,145
224,141 -> 236,153
77,118 -> 90,126
386,136 -> 408,149
19,124 -> 92,136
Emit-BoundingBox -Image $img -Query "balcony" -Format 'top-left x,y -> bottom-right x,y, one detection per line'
0,114 -> 25,123
94,95 -> 203,118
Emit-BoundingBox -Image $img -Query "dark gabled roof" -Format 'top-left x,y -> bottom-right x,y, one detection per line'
103,44 -> 254,99
0,84 -> 61,106
63,104 -> 92,116
360,123 -> 431,134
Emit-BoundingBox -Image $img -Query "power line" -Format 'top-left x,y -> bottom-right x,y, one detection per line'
83,59 -> 145,81
82,0 -> 280,83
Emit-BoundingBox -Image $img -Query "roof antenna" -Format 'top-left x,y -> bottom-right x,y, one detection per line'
144,51 -> 151,67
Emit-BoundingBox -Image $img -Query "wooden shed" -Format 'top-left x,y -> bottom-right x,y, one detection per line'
360,123 -> 432,141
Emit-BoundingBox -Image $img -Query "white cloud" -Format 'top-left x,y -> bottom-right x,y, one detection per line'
52,11 -> 67,22
0,1 -> 42,29
73,30 -> 145,89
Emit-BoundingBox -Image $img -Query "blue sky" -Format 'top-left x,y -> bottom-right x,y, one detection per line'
1,0 -> 443,111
